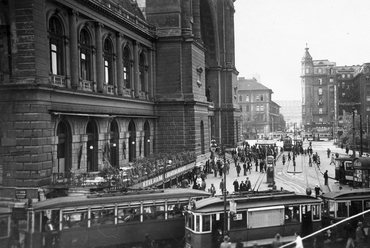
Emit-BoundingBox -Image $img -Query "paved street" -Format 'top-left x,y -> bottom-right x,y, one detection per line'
204,139 -> 351,196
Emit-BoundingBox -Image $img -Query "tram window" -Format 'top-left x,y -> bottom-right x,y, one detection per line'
202,215 -> 211,232
143,204 -> 165,221
230,211 -> 247,229
34,211 -> 41,232
336,202 -> 348,218
248,207 -> 284,228
365,201 -> 370,218
349,201 -> 362,217
90,208 -> 115,226
0,216 -> 9,238
62,211 -> 88,229
327,201 -> 335,217
195,215 -> 200,232
312,205 -> 320,220
186,214 -> 194,230
117,207 -> 141,223
167,203 -> 185,218
285,206 -> 300,223
41,210 -> 60,231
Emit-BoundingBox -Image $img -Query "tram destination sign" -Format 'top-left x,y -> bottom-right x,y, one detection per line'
15,189 -> 27,199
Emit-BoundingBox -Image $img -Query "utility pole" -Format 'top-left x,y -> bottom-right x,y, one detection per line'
352,107 -> 356,158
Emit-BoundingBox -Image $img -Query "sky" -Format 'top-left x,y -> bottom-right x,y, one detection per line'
234,0 -> 370,101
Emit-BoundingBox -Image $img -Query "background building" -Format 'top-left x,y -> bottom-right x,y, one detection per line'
237,77 -> 281,139
275,100 -> 302,131
0,0 -> 240,218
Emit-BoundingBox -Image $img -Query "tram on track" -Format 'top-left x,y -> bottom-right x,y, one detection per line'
25,188 -> 211,248
283,136 -> 293,151
334,157 -> 353,185
321,189 -> 370,237
184,190 -> 322,248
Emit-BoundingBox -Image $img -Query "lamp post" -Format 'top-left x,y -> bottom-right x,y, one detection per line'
353,107 -> 356,158
221,144 -> 227,236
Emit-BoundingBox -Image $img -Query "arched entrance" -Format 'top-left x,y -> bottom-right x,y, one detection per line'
57,120 -> 72,175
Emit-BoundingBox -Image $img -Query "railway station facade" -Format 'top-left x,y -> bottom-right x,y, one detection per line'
0,0 -> 240,218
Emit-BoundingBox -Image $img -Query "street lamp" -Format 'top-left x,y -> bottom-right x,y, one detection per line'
353,107 -> 356,157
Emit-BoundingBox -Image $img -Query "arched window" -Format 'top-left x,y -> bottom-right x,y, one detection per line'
80,28 -> 92,81
139,52 -> 145,92
49,16 -> 64,75
86,121 -> 98,172
110,121 -> 119,167
103,39 -> 114,86
128,120 -> 136,162
123,46 -> 131,88
57,121 -> 71,175
144,121 -> 150,157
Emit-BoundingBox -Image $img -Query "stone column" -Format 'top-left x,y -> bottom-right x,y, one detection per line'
116,33 -> 124,95
95,22 -> 104,92
133,41 -> 139,97
193,0 -> 201,39
69,10 -> 79,89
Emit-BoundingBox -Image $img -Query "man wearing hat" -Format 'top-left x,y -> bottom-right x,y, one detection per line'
220,235 -> 231,248
356,222 -> 367,248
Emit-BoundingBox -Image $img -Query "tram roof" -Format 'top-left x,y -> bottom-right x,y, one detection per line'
256,140 -> 277,145
321,189 -> 370,200
30,188 -> 211,210
192,191 -> 321,213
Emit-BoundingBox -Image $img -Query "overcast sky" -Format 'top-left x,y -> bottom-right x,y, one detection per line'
234,0 -> 370,101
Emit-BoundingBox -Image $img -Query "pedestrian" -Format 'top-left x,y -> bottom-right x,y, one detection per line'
324,170 -> 329,186
255,158 -> 258,172
209,183 -> 216,196
308,156 -> 312,167
201,179 -> 206,191
7,221 -> 20,248
327,148 -> 331,158
233,178 -> 239,192
45,219 -> 54,248
344,221 -> 355,248
243,162 -> 247,176
288,152 -> 291,161
282,155 -> 286,165
356,222 -> 367,248
294,232 -> 304,248
235,237 -> 243,248
330,154 -> 335,165
220,235 -> 231,248
271,233 -> 282,248
245,177 -> 251,191
314,184 -> 322,198
236,163 -> 241,177
239,181 -> 246,192
219,179 -> 224,194
247,161 -> 252,174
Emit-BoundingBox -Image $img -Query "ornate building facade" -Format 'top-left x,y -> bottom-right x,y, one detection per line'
0,0 -> 240,205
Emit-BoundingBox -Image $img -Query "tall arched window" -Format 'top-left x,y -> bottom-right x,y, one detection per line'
128,121 -> 136,162
144,121 -> 150,157
49,16 -> 64,75
57,121 -> 71,175
80,28 -> 92,81
110,121 -> 119,167
86,121 -> 98,172
123,46 -> 131,89
103,39 -> 114,86
139,52 -> 145,92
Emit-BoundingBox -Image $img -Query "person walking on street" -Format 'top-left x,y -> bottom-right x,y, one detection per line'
209,184 -> 216,196
271,233 -> 282,248
245,177 -> 251,191
233,178 -> 239,193
243,162 -> 247,176
327,148 -> 331,158
282,155 -> 286,165
294,232 -> 304,248
220,236 -> 231,248
236,163 -> 241,177
324,170 -> 329,186
356,222 -> 367,248
219,179 -> 224,194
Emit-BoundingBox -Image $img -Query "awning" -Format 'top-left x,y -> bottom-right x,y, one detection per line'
353,157 -> 370,169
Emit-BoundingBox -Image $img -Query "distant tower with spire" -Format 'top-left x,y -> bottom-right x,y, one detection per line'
300,46 -> 337,139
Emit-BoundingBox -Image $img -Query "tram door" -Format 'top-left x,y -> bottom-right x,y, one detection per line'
301,204 -> 313,237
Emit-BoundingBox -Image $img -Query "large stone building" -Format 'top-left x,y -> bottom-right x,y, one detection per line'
301,47 -> 370,140
237,77 -> 281,139
0,0 -> 240,220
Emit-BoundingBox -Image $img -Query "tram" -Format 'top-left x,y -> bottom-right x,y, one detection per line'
283,136 -> 293,151
184,190 -> 322,248
25,188 -> 211,248
334,157 -> 353,185
321,189 -> 370,236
